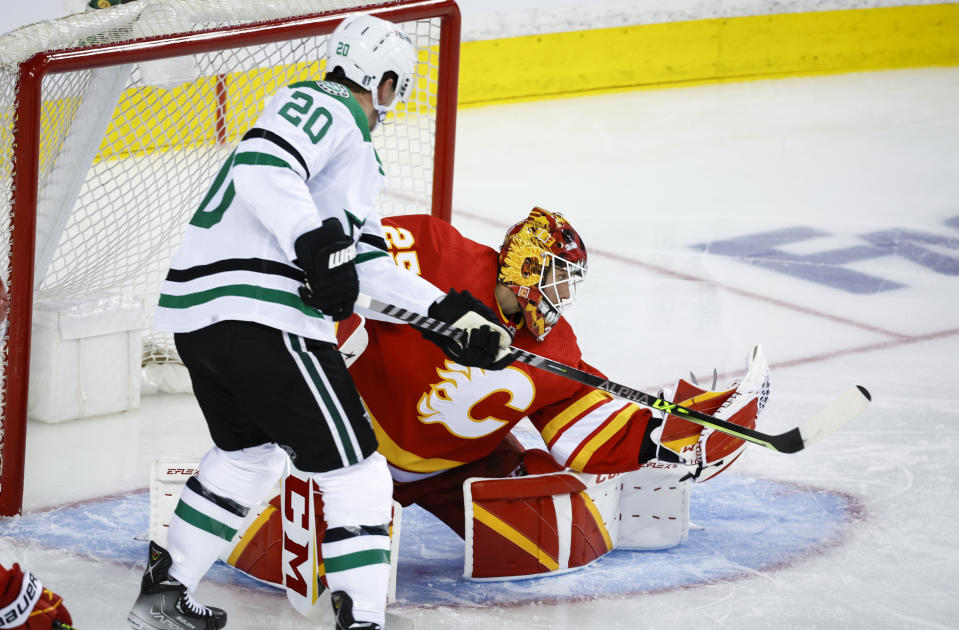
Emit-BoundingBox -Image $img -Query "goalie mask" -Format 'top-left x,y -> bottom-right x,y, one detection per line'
498,207 -> 587,341
326,13 -> 417,122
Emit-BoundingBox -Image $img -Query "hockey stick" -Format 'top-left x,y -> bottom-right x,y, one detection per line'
355,294 -> 871,454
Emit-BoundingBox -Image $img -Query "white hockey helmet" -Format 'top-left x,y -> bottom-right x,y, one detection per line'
326,13 -> 417,119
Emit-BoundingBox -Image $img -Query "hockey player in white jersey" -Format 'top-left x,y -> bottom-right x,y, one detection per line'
127,13 -> 513,630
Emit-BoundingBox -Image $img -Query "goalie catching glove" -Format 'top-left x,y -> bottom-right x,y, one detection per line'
655,345 -> 771,482
419,290 -> 515,370
0,562 -> 75,629
294,218 -> 359,321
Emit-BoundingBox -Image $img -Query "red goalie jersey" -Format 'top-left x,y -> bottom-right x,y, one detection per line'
342,214 -> 657,482
221,211 -> 762,584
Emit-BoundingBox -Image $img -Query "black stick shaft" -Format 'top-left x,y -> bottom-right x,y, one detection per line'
358,295 -> 807,453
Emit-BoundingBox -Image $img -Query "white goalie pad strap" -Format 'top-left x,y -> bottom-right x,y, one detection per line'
616,463 -> 691,550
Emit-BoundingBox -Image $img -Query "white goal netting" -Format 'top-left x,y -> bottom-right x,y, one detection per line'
0,0 -> 459,514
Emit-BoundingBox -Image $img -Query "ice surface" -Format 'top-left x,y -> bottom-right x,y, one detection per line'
3,67 -> 958,628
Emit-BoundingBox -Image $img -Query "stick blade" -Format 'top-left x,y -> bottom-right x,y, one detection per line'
797,385 -> 871,449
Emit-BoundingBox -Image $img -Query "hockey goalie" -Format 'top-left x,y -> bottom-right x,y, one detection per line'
153,208 -> 770,586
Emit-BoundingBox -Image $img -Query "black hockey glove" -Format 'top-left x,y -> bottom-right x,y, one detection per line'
294,218 -> 359,321
419,289 -> 516,370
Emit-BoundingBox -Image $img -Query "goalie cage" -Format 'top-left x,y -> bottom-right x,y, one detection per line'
0,0 -> 462,515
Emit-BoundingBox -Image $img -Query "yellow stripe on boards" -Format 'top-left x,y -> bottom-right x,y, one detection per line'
472,503 -> 560,572
458,3 -> 959,106
92,52 -> 438,160
77,6 -> 959,157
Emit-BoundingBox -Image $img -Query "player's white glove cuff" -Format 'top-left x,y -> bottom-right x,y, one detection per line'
450,311 -> 513,363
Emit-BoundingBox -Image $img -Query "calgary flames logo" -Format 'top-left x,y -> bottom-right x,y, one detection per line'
417,361 -> 535,438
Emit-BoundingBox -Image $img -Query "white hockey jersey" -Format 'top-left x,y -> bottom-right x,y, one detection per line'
154,80 -> 443,341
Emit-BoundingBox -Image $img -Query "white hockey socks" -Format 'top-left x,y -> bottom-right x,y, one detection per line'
167,445 -> 288,591
166,476 -> 250,591
313,452 -> 393,627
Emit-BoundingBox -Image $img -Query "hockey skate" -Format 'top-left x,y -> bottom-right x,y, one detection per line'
127,541 -> 227,630
331,590 -> 381,630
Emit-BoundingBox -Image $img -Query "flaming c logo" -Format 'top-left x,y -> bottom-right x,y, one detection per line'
416,361 -> 534,438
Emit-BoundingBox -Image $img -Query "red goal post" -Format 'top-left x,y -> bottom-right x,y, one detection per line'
0,0 -> 461,516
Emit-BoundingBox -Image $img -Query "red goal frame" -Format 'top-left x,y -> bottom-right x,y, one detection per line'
1,0 -> 461,516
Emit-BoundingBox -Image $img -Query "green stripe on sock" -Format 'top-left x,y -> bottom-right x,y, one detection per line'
324,549 -> 391,574
174,500 -> 238,541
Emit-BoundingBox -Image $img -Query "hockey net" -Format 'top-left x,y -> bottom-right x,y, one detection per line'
0,0 -> 461,514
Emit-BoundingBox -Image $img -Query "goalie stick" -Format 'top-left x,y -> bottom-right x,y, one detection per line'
355,294 -> 871,454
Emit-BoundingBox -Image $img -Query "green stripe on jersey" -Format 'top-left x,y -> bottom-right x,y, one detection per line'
190,151 -> 293,228
323,548 -> 391,574
289,80 -> 371,141
174,500 -> 237,541
357,251 -> 390,264
286,333 -> 359,465
159,284 -> 324,318
233,151 -> 293,170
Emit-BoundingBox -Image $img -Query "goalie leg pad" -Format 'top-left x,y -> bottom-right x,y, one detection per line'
616,464 -> 691,549
392,433 -> 526,537
463,471 -> 618,580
